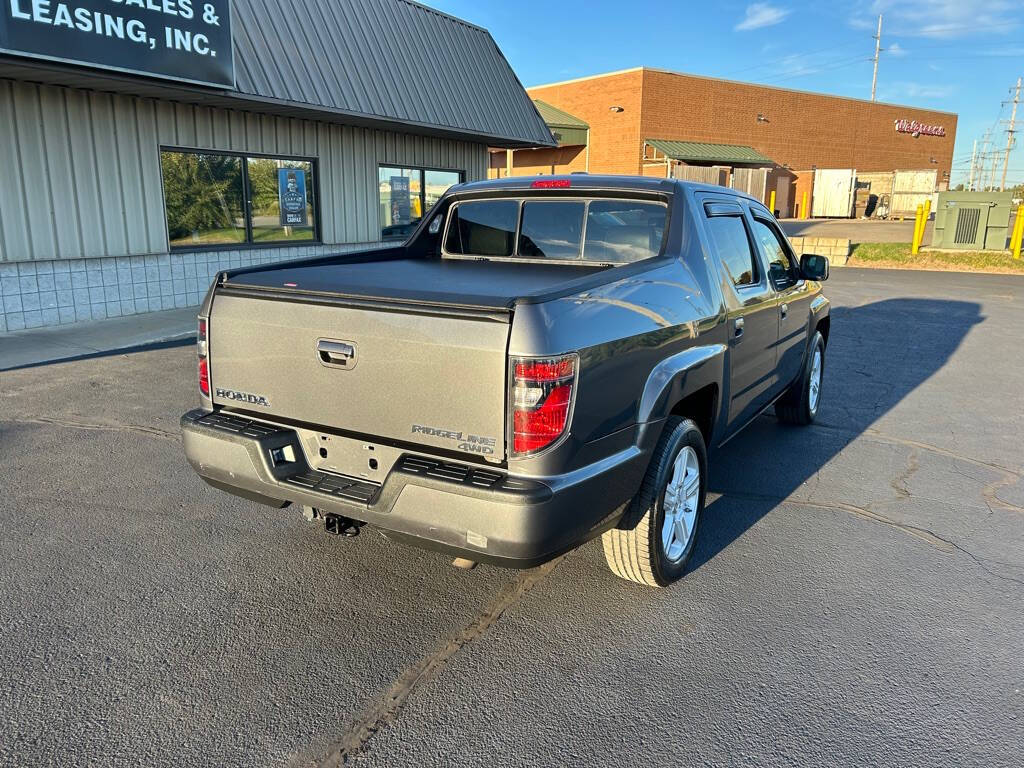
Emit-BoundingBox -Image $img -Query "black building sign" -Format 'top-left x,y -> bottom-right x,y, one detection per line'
1,0 -> 234,88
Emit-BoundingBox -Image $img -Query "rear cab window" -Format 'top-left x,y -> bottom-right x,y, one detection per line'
442,196 -> 667,264
444,200 -> 518,256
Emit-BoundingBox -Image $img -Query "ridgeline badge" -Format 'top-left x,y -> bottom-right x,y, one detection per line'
412,424 -> 497,455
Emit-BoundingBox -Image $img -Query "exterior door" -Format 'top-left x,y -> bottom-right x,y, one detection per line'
812,169 -> 857,218
891,169 -> 937,217
748,211 -> 813,389
699,198 -> 779,430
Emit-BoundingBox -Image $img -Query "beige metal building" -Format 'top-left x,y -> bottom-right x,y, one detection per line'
0,0 -> 552,334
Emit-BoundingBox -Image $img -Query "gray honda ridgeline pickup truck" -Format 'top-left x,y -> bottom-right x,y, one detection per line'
181,175 -> 830,587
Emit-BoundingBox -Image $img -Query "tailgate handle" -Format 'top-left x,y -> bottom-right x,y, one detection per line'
317,339 -> 357,369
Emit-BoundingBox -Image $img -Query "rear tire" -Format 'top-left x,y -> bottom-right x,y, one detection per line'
775,331 -> 824,426
602,416 -> 707,587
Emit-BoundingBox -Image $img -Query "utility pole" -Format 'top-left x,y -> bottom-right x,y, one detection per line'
968,139 -> 978,191
1000,76 -> 1021,192
979,129 -> 993,191
870,14 -> 882,101
989,144 -> 1000,191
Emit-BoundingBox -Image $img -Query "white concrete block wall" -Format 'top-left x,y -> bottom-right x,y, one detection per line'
0,243 -> 378,333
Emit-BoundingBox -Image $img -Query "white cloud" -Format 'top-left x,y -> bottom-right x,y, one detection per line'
735,3 -> 792,31
847,16 -> 876,31
775,53 -> 819,78
887,42 -> 907,56
861,0 -> 1017,39
885,81 -> 956,101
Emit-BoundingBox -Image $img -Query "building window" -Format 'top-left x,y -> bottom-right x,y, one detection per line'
379,166 -> 463,240
160,149 -> 318,249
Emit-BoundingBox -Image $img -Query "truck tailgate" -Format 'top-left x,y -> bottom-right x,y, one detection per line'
208,293 -> 509,460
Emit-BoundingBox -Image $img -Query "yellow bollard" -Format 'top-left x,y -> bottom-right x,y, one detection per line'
801,191 -> 809,220
1012,203 -> 1024,259
921,198 -> 932,248
912,204 -> 924,255
769,189 -> 777,217
918,202 -> 928,251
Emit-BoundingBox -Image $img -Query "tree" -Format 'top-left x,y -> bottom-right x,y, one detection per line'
161,153 -> 243,241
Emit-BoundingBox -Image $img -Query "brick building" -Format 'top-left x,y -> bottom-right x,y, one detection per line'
493,67 -> 958,218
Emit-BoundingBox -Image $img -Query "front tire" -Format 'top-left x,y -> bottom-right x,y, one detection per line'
775,330 -> 824,425
602,416 -> 707,587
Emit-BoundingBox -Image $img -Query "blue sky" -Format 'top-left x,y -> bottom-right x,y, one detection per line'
424,0 -> 1024,187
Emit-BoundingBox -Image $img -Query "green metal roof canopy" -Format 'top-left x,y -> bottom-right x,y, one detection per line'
533,100 -> 589,147
645,139 -> 773,165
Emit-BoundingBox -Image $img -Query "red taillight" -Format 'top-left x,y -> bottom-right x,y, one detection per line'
531,179 -> 571,189
198,317 -> 210,397
198,357 -> 210,397
511,354 -> 577,455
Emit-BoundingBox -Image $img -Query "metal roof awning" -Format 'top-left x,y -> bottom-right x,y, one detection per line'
531,100 -> 588,147
0,0 -> 555,148
645,139 -> 773,165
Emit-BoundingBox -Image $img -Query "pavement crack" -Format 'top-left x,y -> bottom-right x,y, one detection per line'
718,489 -> 957,553
4,416 -> 179,441
890,448 -> 919,499
314,556 -> 564,767
718,490 -> 1024,588
810,424 -> 1024,516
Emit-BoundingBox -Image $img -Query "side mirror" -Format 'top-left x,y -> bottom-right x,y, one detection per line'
800,253 -> 829,281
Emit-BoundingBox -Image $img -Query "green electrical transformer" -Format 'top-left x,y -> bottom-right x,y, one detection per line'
933,191 -> 1013,250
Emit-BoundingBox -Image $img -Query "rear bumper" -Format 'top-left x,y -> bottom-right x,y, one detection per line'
180,409 -> 652,568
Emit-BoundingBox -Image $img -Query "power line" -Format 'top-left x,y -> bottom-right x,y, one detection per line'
1000,77 -> 1021,191
757,54 -> 872,86
716,40 -> 864,79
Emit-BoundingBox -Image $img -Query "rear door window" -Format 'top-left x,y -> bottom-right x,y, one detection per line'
583,201 -> 666,263
444,200 -> 519,256
704,214 -> 758,287
519,201 -> 585,259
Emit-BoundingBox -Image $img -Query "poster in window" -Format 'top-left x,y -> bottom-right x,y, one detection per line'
278,169 -> 308,227
390,176 -> 411,226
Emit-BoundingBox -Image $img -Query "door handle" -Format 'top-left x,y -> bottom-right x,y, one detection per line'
780,302 -> 789,319
734,317 -> 744,338
317,339 -> 357,369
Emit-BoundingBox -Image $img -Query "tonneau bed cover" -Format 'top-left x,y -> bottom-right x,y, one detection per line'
223,258 -> 608,310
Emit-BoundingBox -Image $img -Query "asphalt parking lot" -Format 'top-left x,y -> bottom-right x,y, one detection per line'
779,218 -> 930,243
2,267 -> 1022,767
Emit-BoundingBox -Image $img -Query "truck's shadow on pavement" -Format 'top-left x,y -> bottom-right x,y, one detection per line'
689,297 -> 983,572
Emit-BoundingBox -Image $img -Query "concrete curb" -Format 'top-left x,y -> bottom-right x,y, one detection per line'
0,307 -> 197,371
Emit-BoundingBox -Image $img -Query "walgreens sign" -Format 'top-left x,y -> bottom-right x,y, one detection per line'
894,119 -> 946,137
